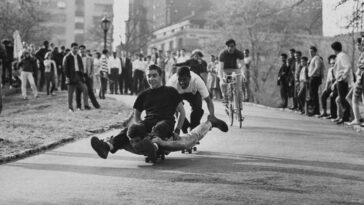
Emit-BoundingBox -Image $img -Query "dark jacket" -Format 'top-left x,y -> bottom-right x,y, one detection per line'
18,57 -> 37,73
63,53 -> 84,84
120,57 -> 132,75
278,62 -> 290,85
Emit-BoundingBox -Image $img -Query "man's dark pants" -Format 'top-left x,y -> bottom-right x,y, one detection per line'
111,118 -> 174,153
337,81 -> 351,121
67,73 -> 89,109
298,82 -> 306,112
119,70 -> 131,94
76,75 -> 100,108
133,70 -> 144,94
308,76 -> 321,115
280,81 -> 289,108
321,87 -> 336,116
109,68 -> 119,94
2,61 -> 12,86
181,92 -> 204,131
330,87 -> 338,118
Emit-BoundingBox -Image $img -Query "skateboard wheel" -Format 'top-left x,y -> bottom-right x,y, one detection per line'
193,147 -> 197,151
145,157 -> 150,163
182,149 -> 185,154
188,149 -> 192,154
160,154 -> 165,160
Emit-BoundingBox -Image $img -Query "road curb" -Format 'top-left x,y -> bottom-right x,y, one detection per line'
243,102 -> 364,133
0,110 -> 133,165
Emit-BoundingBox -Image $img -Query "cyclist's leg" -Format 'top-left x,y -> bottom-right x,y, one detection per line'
219,78 -> 228,106
236,74 -> 243,108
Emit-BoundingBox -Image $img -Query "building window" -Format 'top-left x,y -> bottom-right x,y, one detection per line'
75,34 -> 84,43
171,29 -> 175,32
178,38 -> 183,49
75,0 -> 84,6
169,41 -> 173,50
163,32 -> 167,36
75,23 -> 84,29
161,43 -> 165,51
94,3 -> 113,13
75,10 -> 84,17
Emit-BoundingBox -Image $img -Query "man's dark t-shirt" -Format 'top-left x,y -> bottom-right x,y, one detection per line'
133,86 -> 182,121
219,49 -> 244,69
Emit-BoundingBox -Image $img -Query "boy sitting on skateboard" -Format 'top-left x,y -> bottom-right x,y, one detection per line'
91,64 -> 185,161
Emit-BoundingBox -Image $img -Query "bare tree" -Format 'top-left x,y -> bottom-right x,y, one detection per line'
0,0 -> 50,45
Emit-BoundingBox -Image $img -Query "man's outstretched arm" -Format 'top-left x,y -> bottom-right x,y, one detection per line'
175,102 -> 185,133
133,109 -> 142,123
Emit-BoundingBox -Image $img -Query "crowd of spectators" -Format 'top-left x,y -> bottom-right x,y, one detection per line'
277,38 -> 364,126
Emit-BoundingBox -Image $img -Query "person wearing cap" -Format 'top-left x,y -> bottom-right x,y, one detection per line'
18,50 -> 38,99
218,39 -> 245,106
167,66 -> 222,133
174,49 -> 208,84
91,64 -> 186,162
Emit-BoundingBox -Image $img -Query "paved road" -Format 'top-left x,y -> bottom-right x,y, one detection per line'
1,95 -> 364,204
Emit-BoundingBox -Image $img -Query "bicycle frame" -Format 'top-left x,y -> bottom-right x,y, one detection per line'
224,72 -> 244,128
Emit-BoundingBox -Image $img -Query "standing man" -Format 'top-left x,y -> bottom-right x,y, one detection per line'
99,49 -> 109,99
242,49 -> 252,102
76,45 -> 100,109
119,50 -> 132,95
307,46 -> 324,116
91,64 -> 186,162
108,51 -> 121,94
1,40 -> 14,88
293,51 -> 302,111
63,42 -> 90,112
35,40 -> 50,91
331,41 -> 352,124
0,42 -> 7,114
287,49 -> 296,109
18,50 -> 38,100
164,50 -> 177,82
177,49 -> 188,63
132,53 -> 145,94
277,53 -> 290,108
157,50 -> 166,84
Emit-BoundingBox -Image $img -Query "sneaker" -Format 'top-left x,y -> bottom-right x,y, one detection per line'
23,97 -> 28,100
77,107 -> 82,111
85,105 -> 91,110
331,117 -> 341,122
346,120 -> 360,126
137,138 -> 157,163
208,115 -> 228,132
318,113 -> 329,118
90,136 -> 110,159
68,108 -> 74,112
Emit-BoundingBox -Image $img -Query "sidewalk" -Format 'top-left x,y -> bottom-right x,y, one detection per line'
0,91 -> 133,164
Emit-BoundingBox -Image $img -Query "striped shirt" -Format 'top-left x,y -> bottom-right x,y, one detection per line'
100,54 -> 108,74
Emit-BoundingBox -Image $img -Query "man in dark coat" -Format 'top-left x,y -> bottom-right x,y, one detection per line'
277,53 -> 290,108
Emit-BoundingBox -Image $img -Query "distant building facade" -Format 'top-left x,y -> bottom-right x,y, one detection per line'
37,0 -> 113,48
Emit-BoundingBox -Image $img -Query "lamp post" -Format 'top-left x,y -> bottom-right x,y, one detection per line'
101,16 -> 111,50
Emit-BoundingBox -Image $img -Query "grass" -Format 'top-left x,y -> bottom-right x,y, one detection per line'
0,91 -> 131,157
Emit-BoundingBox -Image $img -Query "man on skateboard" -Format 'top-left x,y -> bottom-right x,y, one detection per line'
91,64 -> 186,162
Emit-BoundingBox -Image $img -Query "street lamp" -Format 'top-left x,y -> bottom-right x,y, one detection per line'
101,16 -> 111,50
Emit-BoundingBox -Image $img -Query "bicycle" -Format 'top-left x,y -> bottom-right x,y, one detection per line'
224,72 -> 244,128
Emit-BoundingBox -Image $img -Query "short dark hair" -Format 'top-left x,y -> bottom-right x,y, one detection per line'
225,39 -> 236,46
43,41 -> 49,46
79,45 -> 86,49
331,41 -> 342,52
289,48 -> 296,53
357,37 -> 362,44
147,64 -> 162,76
60,46 -> 65,50
309,46 -> 317,52
281,53 -> 287,58
328,54 -> 336,63
295,51 -> 302,56
96,52 -> 101,58
177,66 -> 191,78
301,56 -> 308,61
70,42 -> 78,48
102,49 -> 108,54
244,49 -> 249,53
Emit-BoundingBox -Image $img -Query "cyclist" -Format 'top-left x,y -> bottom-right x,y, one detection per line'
218,39 -> 245,106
